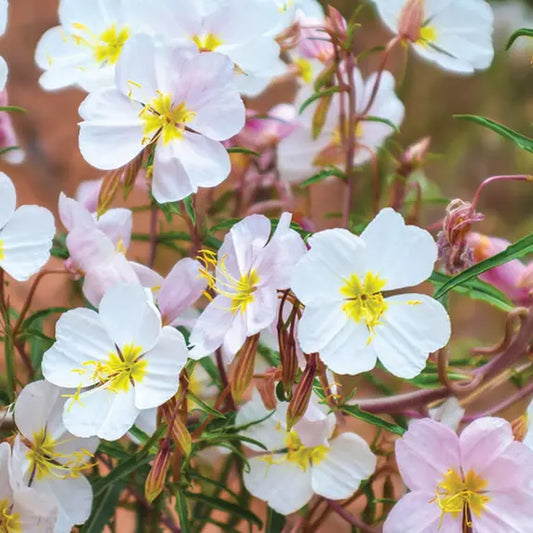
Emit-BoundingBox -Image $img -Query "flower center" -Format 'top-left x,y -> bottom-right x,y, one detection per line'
340,272 -> 388,337
417,25 -> 437,46
192,33 -> 224,52
295,58 -> 313,84
139,92 -> 196,146
0,499 -> 20,533
198,250 -> 260,315
71,23 -> 130,66
74,343 -> 148,393
25,428 -> 93,483
285,431 -> 328,470
434,469 -> 489,526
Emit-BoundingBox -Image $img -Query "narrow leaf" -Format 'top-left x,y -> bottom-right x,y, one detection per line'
301,166 -> 346,187
341,404 -> 406,435
506,27 -> 533,50
299,86 -> 342,115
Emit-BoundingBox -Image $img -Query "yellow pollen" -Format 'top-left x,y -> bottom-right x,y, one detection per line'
340,272 -> 388,336
417,25 -> 437,45
0,240 -> 4,261
0,499 -> 21,533
25,428 -> 94,483
139,92 -> 196,146
433,469 -> 489,528
197,249 -> 260,315
285,431 -> 328,470
192,33 -> 224,52
295,58 -> 313,84
71,23 -> 130,66
73,343 -> 147,393
279,0 -> 295,13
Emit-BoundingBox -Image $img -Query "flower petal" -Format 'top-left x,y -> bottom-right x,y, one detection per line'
0,171 -> 15,228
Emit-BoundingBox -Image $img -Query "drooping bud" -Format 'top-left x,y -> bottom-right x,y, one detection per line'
437,199 -> 484,274
231,334 -> 260,401
398,0 -> 424,43
97,168 -> 122,217
145,440 -> 171,503
327,6 -> 347,44
278,298 -> 300,399
255,367 -> 281,411
161,394 -> 191,457
287,353 -> 318,430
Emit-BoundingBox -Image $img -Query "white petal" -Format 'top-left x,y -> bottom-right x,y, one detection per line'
0,205 -> 55,281
243,456 -> 313,515
311,433 -> 376,500
360,208 -> 437,290
0,171 -> 16,228
297,302 -> 348,353
63,386 -> 139,440
42,308 -> 116,388
78,88 -> 144,170
373,294 -> 451,379
98,282 -> 162,353
96,208 -> 132,250
0,55 -> 7,92
134,326 -> 188,410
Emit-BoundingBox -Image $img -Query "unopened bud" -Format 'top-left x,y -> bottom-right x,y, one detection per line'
161,398 -> 191,457
287,353 -> 318,430
327,6 -> 347,43
97,168 -> 122,217
255,367 -> 280,411
231,334 -> 260,401
398,0 -> 424,42
145,440 -> 171,503
512,413 -> 529,442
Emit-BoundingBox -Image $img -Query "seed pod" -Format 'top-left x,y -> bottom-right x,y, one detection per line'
145,440 -> 171,503
231,334 -> 260,401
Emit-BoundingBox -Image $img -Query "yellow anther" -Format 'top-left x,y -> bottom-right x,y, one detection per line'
192,33 -> 224,52
417,25 -> 437,46
0,499 -> 21,532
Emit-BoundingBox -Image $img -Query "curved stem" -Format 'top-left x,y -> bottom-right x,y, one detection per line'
471,175 -> 531,210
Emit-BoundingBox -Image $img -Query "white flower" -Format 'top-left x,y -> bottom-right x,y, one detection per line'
35,0 -> 143,91
0,441 -> 57,533
278,69 -> 404,183
132,0 -> 286,96
429,397 -> 465,431
273,0 -> 324,32
0,0 -> 7,37
236,391 -> 376,515
12,380 -> 98,533
189,213 -> 306,363
42,282 -> 189,440
0,172 -> 55,281
79,34 -> 245,204
372,0 -> 494,73
291,208 -> 451,378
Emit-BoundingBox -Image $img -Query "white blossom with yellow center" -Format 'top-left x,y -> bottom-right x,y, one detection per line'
372,0 -> 494,73
236,391 -> 376,515
189,213 -> 306,364
79,34 -> 245,204
42,283 -> 189,440
292,208 -> 451,378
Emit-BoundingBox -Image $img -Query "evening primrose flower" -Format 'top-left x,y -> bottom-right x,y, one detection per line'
0,172 -> 55,281
278,69 -> 404,183
133,0 -> 285,96
0,441 -> 57,533
292,208 -> 450,378
236,391 -> 376,515
384,417 -> 533,533
189,213 -> 306,362
35,0 -> 143,91
373,0 -> 494,73
12,380 -> 98,533
79,34 -> 245,204
42,283 -> 189,440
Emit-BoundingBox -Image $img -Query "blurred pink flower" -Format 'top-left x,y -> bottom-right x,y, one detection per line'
0,90 -> 24,164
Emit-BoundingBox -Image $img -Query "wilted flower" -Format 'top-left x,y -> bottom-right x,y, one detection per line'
42,283 -> 189,440
373,0 -> 494,73
236,391 -> 376,515
0,172 -> 55,281
384,417 -> 533,533
292,208 -> 451,378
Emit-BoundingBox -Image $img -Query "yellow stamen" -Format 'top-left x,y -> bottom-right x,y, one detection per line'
25,428 -> 94,483
139,92 -> 196,146
0,499 -> 21,533
71,23 -> 130,66
0,240 -> 4,261
340,272 -> 388,337
417,25 -> 437,46
192,33 -> 224,52
295,58 -> 313,84
433,468 -> 489,528
285,431 -> 328,470
197,249 -> 260,315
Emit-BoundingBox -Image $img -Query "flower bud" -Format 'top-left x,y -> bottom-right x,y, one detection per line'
231,334 -> 260,401
161,397 -> 191,457
145,440 -> 171,503
327,6 -> 347,43
287,353 -> 318,430
398,0 -> 424,42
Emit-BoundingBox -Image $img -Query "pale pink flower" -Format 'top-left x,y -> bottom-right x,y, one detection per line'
384,417 -> 533,533
0,90 -> 24,164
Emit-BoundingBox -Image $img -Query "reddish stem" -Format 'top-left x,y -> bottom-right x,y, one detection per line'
471,175 -> 531,210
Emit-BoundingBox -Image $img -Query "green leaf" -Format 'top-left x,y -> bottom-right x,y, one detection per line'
299,86 -> 342,115
363,115 -> 399,133
433,232 -> 533,300
0,146 -> 22,157
429,272 -> 513,311
0,105 -> 25,113
454,114 -> 533,154
184,492 -> 262,529
301,166 -> 346,187
266,507 -> 286,532
340,404 -> 406,436
80,482 -> 125,533
506,28 -> 533,50
176,488 -> 191,533
20,307 -> 69,332
187,391 -> 226,419
227,146 -> 260,157
182,195 -> 196,225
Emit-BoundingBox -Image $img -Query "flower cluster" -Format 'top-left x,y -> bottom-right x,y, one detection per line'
1,0 -> 533,531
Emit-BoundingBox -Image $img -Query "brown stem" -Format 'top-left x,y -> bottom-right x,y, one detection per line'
216,348 -> 236,411
326,500 -> 381,533
148,204 -> 158,268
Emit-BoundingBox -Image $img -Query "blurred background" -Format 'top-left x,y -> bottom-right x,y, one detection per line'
0,0 -> 532,343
